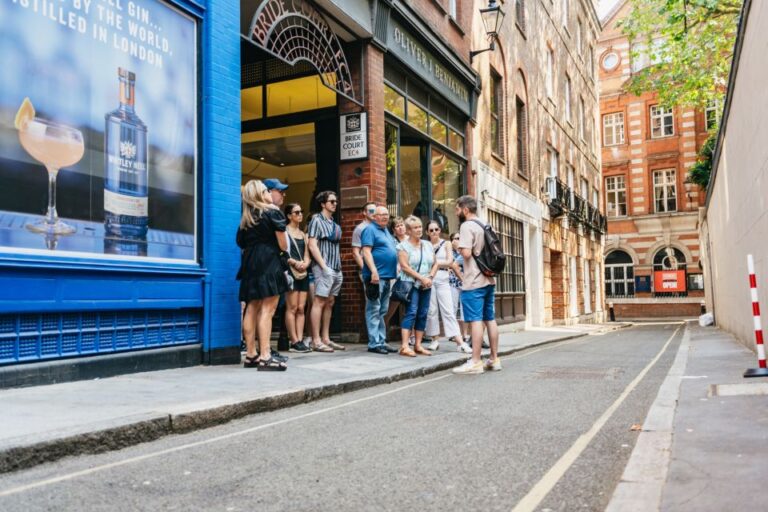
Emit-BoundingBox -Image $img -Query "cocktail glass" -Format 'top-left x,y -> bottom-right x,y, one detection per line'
18,118 -> 85,235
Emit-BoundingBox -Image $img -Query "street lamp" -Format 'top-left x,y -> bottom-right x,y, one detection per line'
470,0 -> 505,63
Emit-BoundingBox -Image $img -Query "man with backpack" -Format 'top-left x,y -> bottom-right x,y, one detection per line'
452,195 -> 502,374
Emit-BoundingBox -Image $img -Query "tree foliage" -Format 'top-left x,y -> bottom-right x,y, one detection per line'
619,0 -> 741,109
688,132 -> 717,189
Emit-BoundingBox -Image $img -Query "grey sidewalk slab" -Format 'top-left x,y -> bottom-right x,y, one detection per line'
608,322 -> 768,511
0,322 -> 627,473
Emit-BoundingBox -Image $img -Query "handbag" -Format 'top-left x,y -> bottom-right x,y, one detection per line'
391,243 -> 424,304
286,232 -> 308,280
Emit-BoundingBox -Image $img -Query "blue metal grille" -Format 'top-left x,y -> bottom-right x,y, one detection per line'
0,309 -> 201,365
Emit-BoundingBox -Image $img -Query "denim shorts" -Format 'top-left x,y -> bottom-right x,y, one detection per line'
461,285 -> 496,322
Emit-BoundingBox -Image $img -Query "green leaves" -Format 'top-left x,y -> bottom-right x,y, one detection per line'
687,133 -> 717,189
620,0 -> 741,109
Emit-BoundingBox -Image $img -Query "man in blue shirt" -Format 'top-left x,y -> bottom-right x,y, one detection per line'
361,206 -> 399,354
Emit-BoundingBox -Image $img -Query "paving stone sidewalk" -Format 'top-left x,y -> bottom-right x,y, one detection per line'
0,323 -> 626,473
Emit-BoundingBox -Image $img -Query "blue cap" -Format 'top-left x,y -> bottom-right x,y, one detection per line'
264,178 -> 289,191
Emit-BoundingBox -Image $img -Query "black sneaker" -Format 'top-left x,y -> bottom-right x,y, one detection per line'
289,341 -> 311,353
384,344 -> 398,353
271,349 -> 289,362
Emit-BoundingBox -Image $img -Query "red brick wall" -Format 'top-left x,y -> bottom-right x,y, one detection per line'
613,302 -> 702,318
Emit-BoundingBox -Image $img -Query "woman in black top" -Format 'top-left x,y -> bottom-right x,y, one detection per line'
284,202 -> 311,353
237,180 -> 289,370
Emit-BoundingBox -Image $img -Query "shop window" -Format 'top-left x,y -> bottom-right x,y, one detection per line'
515,96 -> 529,177
384,85 -> 405,119
488,210 -> 525,295
400,145 -> 428,225
431,149 -> 463,235
430,116 -> 449,147
448,129 -> 465,155
688,273 -> 704,291
605,250 -> 634,298
407,101 -> 429,134
385,123 -> 400,217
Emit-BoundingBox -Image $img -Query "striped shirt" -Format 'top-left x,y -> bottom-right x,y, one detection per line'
308,213 -> 342,271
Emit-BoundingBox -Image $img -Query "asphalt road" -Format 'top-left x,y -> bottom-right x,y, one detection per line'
0,322 -> 685,512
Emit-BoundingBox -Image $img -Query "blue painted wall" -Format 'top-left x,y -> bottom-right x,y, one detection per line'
0,0 -> 243,365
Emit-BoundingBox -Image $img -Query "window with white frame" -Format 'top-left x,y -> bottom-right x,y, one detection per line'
605,175 -> 627,216
603,112 -> 624,146
592,187 -> 599,208
605,250 -> 634,298
579,97 -> 585,140
631,43 -> 648,73
653,169 -> 677,212
448,0 -> 456,19
548,147 -> 559,177
546,48 -> 554,98
706,99 -> 721,131
583,259 -> 592,313
564,75 -> 572,121
650,105 -> 674,138
567,164 -> 575,208
581,177 -> 588,199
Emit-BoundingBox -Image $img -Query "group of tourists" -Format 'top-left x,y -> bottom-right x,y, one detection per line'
237,178 -> 500,375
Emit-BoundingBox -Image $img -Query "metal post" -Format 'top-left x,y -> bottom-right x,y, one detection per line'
744,254 -> 768,377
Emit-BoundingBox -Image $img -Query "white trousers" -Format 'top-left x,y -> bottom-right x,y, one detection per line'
450,285 -> 463,322
426,273 -> 461,338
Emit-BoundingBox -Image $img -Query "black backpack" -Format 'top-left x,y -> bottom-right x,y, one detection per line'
470,219 -> 506,277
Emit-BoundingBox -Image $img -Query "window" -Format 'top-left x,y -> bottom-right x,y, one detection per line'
515,0 -> 526,31
561,0 -> 569,30
385,123 -> 400,216
384,85 -> 405,119
564,75 -> 572,122
650,105 -> 674,138
488,211 -> 525,295
589,46 -> 595,78
407,100 -> 428,134
546,48 -> 554,98
605,250 -> 634,298
653,247 -> 686,271
583,259 -> 592,314
567,164 -> 575,208
602,51 -> 619,71
605,175 -> 627,216
581,177 -> 589,199
490,71 -> 504,157
515,96 -> 529,177
631,43 -> 648,72
576,18 -> 583,54
548,147 -> 559,177
603,112 -> 624,146
579,97 -> 585,140
706,99 -> 721,131
448,0 -> 456,19
431,149 -> 463,235
653,169 -> 677,212
592,187 -> 599,208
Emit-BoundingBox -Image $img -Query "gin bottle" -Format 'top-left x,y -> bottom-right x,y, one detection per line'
104,68 -> 149,239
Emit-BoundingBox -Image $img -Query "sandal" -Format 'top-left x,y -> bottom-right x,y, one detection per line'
399,347 -> 416,357
256,357 -> 287,371
243,355 -> 260,368
326,340 -> 346,351
414,346 -> 432,356
312,343 -> 334,353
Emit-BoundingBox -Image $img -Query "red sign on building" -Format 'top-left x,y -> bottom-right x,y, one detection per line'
654,271 -> 687,293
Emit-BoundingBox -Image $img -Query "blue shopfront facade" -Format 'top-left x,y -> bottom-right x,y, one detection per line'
0,0 -> 477,384
0,0 -> 243,381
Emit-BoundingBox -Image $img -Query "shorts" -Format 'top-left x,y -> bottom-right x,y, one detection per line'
313,266 -> 343,298
291,277 -> 309,293
461,285 -> 496,322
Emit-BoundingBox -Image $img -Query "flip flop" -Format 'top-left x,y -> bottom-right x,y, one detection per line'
312,343 -> 334,353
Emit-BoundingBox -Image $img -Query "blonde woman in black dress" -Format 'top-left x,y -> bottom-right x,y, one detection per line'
237,180 -> 290,370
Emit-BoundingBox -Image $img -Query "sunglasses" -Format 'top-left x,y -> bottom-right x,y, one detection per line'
292,210 -> 303,215
327,200 -> 338,204
428,228 -> 441,232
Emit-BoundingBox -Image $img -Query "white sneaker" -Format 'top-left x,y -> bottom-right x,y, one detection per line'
453,359 -> 484,375
423,339 -> 440,351
484,357 -> 502,371
457,342 -> 472,354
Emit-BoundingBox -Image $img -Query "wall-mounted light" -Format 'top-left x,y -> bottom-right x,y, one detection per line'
470,0 -> 505,63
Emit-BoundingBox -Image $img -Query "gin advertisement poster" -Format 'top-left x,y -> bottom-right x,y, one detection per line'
0,0 -> 197,261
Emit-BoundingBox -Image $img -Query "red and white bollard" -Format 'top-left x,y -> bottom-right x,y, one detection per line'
744,254 -> 768,377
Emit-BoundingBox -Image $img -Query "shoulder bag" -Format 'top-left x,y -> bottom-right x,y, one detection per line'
286,231 -> 308,280
391,243 -> 424,304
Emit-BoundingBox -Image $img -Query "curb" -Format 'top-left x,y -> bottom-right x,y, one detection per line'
0,323 -> 631,474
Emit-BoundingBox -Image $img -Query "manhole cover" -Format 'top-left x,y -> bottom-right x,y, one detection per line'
534,366 -> 623,380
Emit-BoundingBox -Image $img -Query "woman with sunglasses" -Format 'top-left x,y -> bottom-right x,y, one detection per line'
425,221 -> 472,354
284,203 -> 312,353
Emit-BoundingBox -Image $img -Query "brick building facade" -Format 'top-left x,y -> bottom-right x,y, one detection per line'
598,1 -> 710,319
